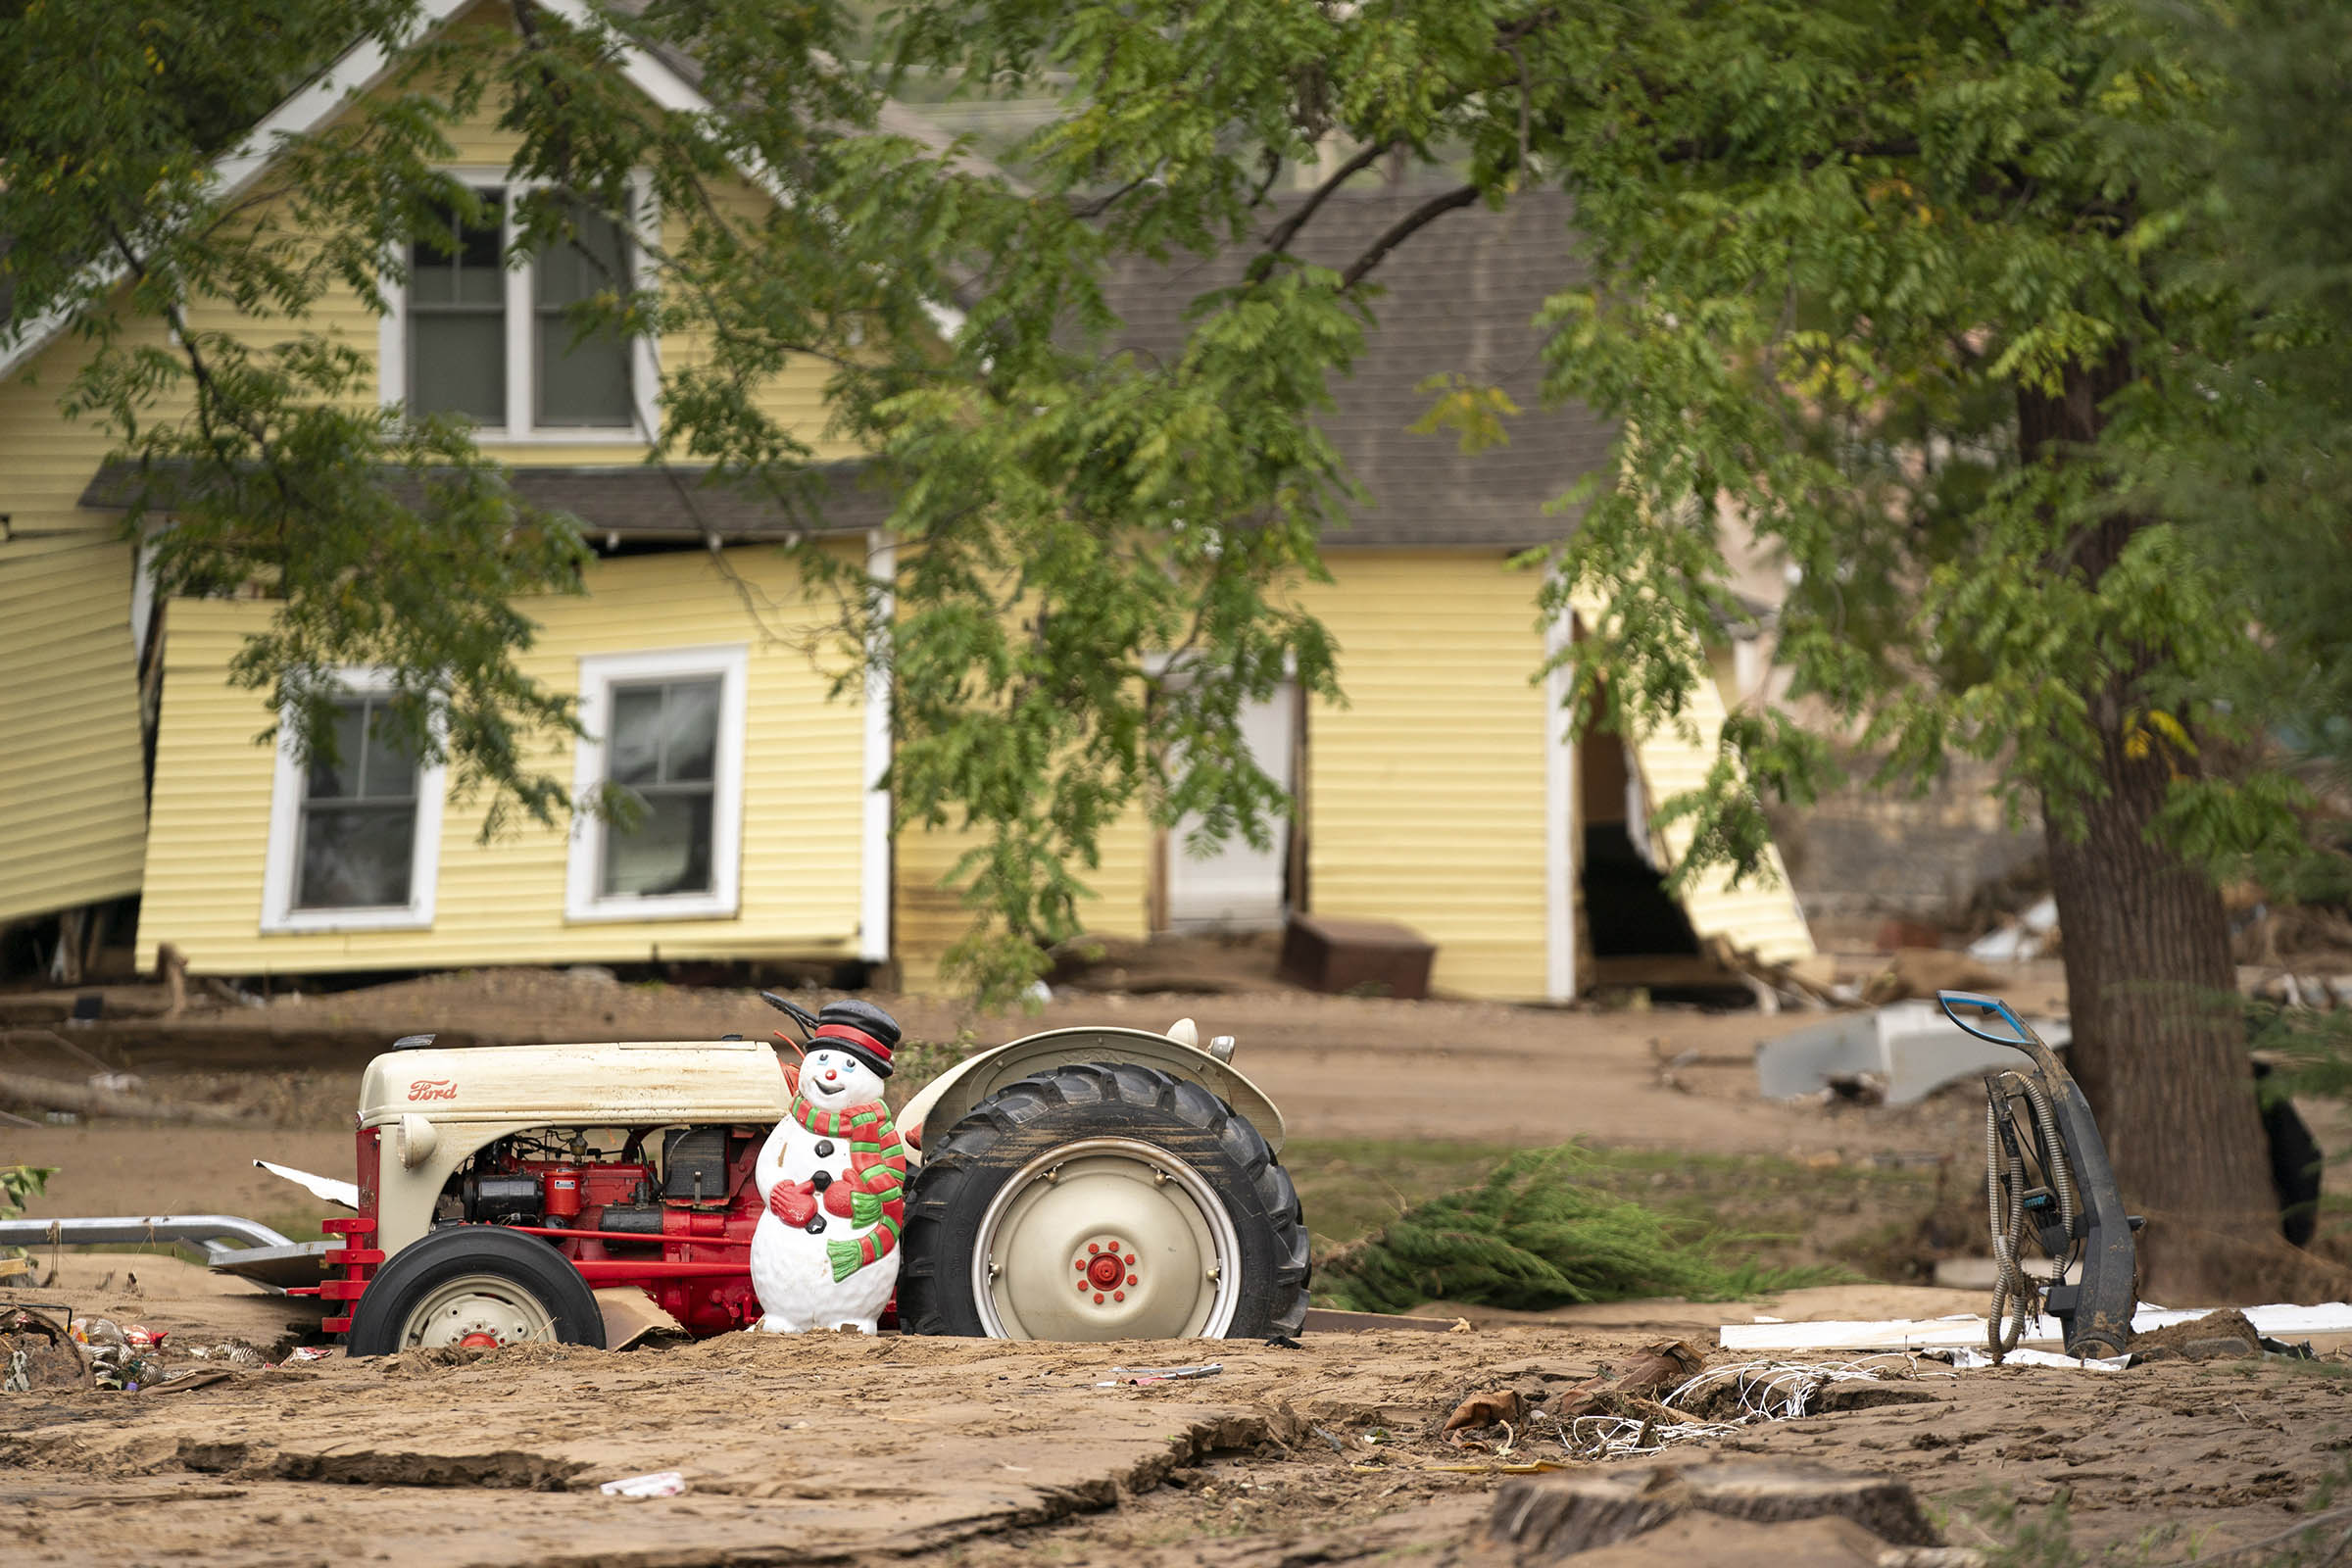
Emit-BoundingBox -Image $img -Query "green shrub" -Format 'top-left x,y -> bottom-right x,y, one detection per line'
1317,1144 -> 1838,1313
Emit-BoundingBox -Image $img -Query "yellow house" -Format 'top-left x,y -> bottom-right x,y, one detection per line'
0,0 -> 896,980
901,191 -> 1816,1002
0,11 -> 1812,999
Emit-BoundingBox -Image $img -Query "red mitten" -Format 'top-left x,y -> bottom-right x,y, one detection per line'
767,1178 -> 816,1226
822,1179 -> 857,1219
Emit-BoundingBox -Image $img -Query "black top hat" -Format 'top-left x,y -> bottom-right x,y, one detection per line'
809,999 -> 903,1078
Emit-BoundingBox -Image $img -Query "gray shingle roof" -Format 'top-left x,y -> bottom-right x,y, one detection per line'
1100,187 -> 1617,549
80,195 -> 1617,552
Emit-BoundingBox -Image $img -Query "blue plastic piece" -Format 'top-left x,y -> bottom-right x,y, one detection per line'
1936,990 -> 2034,1051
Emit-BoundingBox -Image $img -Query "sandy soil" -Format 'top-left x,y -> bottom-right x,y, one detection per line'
8,966 -> 2347,1564
2,1255 -> 2343,1567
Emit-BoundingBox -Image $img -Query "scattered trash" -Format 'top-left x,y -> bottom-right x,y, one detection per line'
145,1368 -> 237,1395
1443,1388 -> 1523,1435
1861,948 -> 2012,1005
1309,1424 -> 1348,1454
1537,1356 -> 1955,1462
72,1315 -> 124,1347
186,1342 -> 266,1367
1926,1347 -> 2128,1373
87,1342 -> 164,1392
286,1346 -> 334,1362
1967,897 -> 2059,963
86,1071 -> 144,1095
1552,1339 -> 1709,1421
122,1324 -> 166,1349
1428,1458 -> 1570,1474
1098,1361 -> 1223,1387
1757,1001 -> 2072,1106
600,1470 -> 688,1498
1721,1301 -> 2352,1353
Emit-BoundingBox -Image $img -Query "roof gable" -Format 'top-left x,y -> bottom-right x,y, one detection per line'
0,0 -> 802,386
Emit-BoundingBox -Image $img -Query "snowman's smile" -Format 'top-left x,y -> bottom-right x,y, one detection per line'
810,1075 -> 848,1097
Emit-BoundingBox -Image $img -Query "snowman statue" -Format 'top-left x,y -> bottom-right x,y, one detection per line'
749,1000 -> 907,1335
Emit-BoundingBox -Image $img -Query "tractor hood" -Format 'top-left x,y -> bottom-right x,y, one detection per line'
357,1040 -> 790,1131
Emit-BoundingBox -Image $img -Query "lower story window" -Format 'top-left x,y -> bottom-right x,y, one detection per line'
568,646 -> 747,922
298,695 -> 420,908
262,676 -> 447,933
601,677 -> 720,897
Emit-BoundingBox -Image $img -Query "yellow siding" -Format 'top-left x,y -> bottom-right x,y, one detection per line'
893,794 -> 1153,996
0,538 -> 148,922
0,316 -> 172,544
363,0 -> 857,464
133,544 -> 870,974
893,552 -> 1560,1001
1571,590 -> 1817,966
1294,553 -> 1553,1000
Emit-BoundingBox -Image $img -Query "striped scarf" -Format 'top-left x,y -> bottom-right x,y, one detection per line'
776,1094 -> 907,1282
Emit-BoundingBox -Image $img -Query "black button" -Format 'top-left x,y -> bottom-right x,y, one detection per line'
814,1140 -> 834,1157
810,1170 -> 832,1191
806,1216 -> 827,1235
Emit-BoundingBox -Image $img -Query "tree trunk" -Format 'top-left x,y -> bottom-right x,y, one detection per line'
2023,351 -> 2278,1302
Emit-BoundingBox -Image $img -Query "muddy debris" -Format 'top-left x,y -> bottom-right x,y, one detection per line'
1444,1387 -> 1525,1435
1551,1338 -> 1706,1420
1484,1459 -> 1942,1563
0,1306 -> 90,1393
2130,1307 -> 2262,1363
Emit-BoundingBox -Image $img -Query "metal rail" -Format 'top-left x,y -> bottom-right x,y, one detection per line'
0,1214 -> 295,1262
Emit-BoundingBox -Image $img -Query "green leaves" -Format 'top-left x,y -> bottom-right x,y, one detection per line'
1318,1145 -> 1837,1313
11,0 -> 2339,1001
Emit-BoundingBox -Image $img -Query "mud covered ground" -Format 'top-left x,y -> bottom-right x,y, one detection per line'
6,965 -> 2348,1562
3,1281 -> 2347,1568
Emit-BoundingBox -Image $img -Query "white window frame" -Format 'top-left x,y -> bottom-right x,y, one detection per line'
379,168 -> 662,444
260,670 -> 448,934
567,644 -> 749,924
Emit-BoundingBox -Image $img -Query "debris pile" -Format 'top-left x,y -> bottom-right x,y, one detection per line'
0,1305 -> 89,1393
1441,1340 -> 1949,1465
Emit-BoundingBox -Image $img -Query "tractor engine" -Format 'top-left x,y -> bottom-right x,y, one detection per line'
448,1126 -> 767,1336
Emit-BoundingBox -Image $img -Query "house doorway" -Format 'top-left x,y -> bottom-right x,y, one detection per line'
1578,682 -> 1704,969
1160,681 -> 1298,932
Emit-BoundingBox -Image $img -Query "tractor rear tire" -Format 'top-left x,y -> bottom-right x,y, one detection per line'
899,1061 -> 1309,1341
346,1226 -> 607,1356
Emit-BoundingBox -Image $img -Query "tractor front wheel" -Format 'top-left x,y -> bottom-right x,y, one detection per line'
345,1226 -> 606,1356
898,1062 -> 1309,1341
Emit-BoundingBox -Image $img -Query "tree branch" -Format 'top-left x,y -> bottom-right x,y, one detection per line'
1339,183 -> 1480,290
1250,138 -> 1396,276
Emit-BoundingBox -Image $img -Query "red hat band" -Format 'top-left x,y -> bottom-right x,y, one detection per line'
811,1024 -> 893,1073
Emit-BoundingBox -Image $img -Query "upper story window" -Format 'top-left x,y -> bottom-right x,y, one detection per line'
261,674 -> 448,934
390,182 -> 654,441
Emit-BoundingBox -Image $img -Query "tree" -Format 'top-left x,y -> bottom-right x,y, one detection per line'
2,0 -> 2322,1292
885,0 -> 2301,1293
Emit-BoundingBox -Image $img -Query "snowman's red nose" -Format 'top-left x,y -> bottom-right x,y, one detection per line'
824,1069 -> 838,1080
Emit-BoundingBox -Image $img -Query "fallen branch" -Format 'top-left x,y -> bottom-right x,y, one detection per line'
0,1068 -> 247,1126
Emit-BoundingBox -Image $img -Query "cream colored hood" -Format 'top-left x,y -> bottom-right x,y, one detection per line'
357,1040 -> 791,1130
